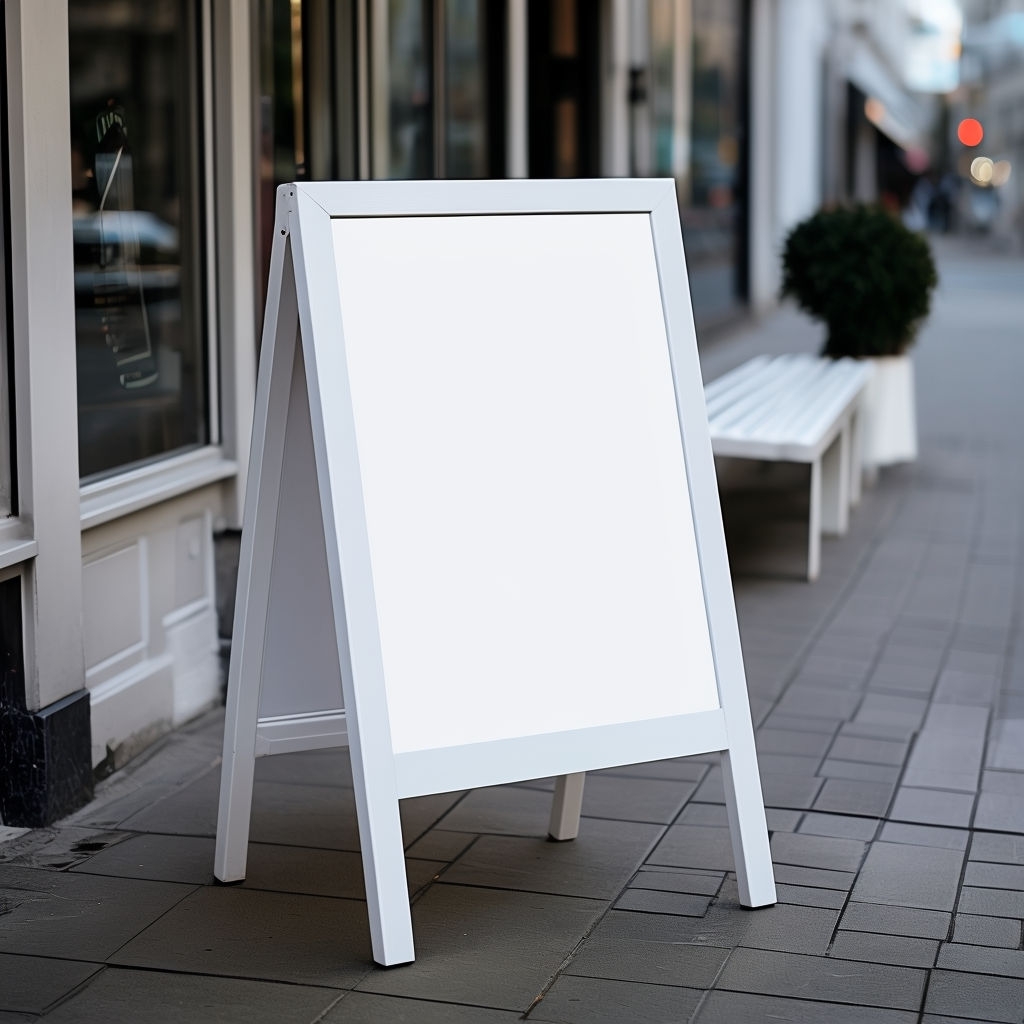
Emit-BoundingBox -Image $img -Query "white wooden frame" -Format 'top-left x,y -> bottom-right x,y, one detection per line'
215,179 -> 775,967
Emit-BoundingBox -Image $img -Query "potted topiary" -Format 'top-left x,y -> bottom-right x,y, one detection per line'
780,203 -> 938,467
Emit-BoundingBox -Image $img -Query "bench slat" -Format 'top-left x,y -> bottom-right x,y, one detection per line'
705,354 -> 872,462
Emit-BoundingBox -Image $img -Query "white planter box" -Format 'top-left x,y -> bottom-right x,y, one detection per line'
861,354 -> 917,467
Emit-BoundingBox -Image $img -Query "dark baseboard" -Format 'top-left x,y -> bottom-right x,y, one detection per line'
0,687 -> 93,827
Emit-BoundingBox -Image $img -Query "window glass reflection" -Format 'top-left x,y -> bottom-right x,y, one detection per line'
685,0 -> 743,323
445,0 -> 488,178
387,0 -> 433,178
69,0 -> 207,480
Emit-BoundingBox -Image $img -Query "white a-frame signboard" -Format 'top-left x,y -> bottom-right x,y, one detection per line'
215,179 -> 776,967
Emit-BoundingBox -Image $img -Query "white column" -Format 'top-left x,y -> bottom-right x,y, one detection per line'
370,0 -> 390,179
671,0 -> 692,187
601,0 -> 631,177
773,0 -> 827,240
213,0 -> 258,529
506,0 -> 528,178
747,0 -> 777,311
5,0 -> 86,711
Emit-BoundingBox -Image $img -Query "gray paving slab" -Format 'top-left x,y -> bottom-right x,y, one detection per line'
970,831 -> 1024,864
851,842 -> 964,910
755,752 -> 825,775
868,662 -> 939,695
734,902 -> 840,955
117,770 -> 462,851
924,970 -> 1024,1023
957,886 -> 1024,918
921,1017 -> 1011,1024
798,811 -> 880,840
574,773 -> 699,822
355,885 -> 604,1010
629,867 -> 724,896
772,863 -> 857,890
964,860 -> 1024,890
252,747 -> 352,787
591,903 -> 753,950
757,711 -> 842,735
614,889 -> 711,916
645,824 -> 738,872
828,931 -> 939,968
829,734 -> 912,766
774,882 -> 848,909
974,790 -> 1024,832
716,948 -> 926,1010
434,785 -> 579,836
566,930 -> 729,988
841,718 -> 922,741
952,914 -> 1022,948
673,802 -> 801,833
754,728 -> 835,757
891,787 -> 976,828
0,825 -> 132,870
879,823 -> 970,850
694,991 -> 918,1024
770,831 -> 866,872
440,819 -> 662,898
854,694 -> 929,732
814,778 -> 896,816
775,686 -> 863,720
529,975 -> 703,1024
934,668 -> 997,706
67,832 -> 433,897
39,967 -> 341,1024
403,829 -> 477,863
986,720 -> 1024,771
111,887 -> 374,987
839,902 -> 952,940
0,865 -> 194,960
818,758 -> 903,783
321,993 -> 520,1023
936,943 -> 1024,978
693,766 -> 824,809
902,705 -> 989,792
0,954 -> 101,1015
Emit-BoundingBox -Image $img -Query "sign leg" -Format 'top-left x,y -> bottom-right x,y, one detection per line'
350,773 -> 415,965
548,772 -> 585,840
215,228 -> 298,882
214,660 -> 260,882
721,734 -> 777,907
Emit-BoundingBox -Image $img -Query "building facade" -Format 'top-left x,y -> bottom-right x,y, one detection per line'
2,0 -> 931,826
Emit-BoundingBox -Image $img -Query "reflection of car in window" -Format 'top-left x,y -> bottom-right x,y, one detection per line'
73,105 -> 174,391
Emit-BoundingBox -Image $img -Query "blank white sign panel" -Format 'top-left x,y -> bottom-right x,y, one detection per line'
330,212 -> 720,755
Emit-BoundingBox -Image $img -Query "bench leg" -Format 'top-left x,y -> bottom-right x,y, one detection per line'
849,407 -> 864,507
807,459 -> 822,581
820,426 -> 851,537
548,773 -> 585,840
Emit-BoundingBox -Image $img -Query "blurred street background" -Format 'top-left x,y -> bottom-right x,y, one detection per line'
4,0 -> 1024,1021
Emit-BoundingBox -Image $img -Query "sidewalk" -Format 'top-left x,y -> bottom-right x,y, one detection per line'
2,237 -> 1023,1023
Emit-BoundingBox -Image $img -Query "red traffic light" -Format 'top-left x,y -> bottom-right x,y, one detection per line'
957,118 -> 984,147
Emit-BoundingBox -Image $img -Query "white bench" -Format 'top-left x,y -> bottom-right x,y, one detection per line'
704,353 -> 873,581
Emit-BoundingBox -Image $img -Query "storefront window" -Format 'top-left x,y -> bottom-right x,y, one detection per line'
685,0 -> 745,324
648,0 -> 747,328
0,51 -> 12,517
69,0 -> 208,480
444,0 -> 489,178
387,0 -> 434,178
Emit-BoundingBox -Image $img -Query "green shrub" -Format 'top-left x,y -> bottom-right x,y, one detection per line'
780,204 -> 938,358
